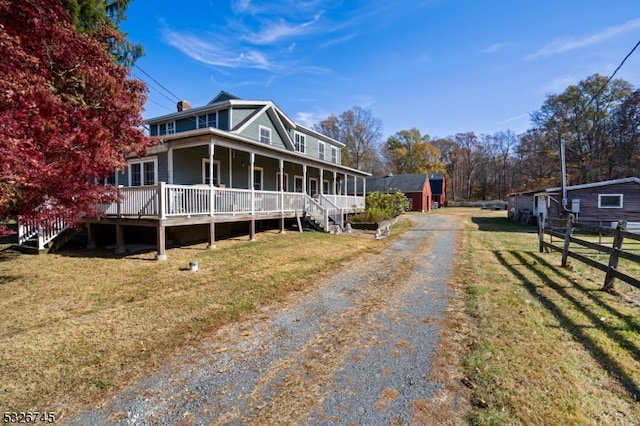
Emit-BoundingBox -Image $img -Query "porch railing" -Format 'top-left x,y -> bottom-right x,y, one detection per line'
322,194 -> 365,211
102,183 -> 316,218
100,183 -> 363,223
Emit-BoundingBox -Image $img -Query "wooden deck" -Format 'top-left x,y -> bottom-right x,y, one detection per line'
86,183 -> 365,259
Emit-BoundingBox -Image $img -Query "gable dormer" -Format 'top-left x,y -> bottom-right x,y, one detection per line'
208,91 -> 240,104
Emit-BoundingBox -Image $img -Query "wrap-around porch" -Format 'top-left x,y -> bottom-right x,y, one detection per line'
88,183 -> 365,260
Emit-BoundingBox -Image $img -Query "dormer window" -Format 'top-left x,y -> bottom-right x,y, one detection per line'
294,132 -> 306,153
260,126 -> 272,144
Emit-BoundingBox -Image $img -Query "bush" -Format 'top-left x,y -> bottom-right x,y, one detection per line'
349,191 -> 408,223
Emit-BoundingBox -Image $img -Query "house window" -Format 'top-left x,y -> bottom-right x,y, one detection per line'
331,146 -> 337,164
158,122 -> 176,136
202,159 -> 220,186
323,180 -> 330,194
277,172 -> 288,191
294,176 -> 303,193
318,142 -> 325,160
129,158 -> 157,186
197,113 -> 217,129
294,132 -> 306,153
253,167 -> 263,190
103,172 -> 116,186
260,126 -> 272,144
598,194 -> 623,208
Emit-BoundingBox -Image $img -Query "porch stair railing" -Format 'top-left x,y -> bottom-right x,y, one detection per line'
304,195 -> 329,231
303,195 -> 345,232
317,194 -> 344,231
17,215 -> 71,251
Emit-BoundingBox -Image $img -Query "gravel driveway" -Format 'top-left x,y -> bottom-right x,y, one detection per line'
63,213 -> 462,425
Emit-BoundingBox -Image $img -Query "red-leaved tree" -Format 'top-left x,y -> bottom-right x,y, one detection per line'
0,0 -> 156,230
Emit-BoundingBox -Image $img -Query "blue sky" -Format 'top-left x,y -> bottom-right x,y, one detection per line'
121,0 -> 640,140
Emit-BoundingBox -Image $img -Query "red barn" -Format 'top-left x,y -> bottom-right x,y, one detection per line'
364,174 -> 434,212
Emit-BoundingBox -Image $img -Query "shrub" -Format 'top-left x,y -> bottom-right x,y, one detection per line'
349,191 -> 408,223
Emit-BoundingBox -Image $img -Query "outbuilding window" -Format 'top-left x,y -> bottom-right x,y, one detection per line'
598,194 -> 623,208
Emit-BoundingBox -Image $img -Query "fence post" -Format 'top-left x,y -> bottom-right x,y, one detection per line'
561,214 -> 574,267
603,221 -> 626,292
538,212 -> 545,253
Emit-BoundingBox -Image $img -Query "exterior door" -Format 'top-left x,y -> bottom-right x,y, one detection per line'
309,178 -> 318,196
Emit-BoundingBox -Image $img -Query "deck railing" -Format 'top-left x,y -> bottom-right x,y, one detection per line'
102,183 -> 327,218
101,186 -> 159,217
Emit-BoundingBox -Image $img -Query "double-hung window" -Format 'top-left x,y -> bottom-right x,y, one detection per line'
318,142 -> 325,160
294,132 -> 306,153
129,158 -> 157,186
331,146 -> 337,164
260,126 -> 272,144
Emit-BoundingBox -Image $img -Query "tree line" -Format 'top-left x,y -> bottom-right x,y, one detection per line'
315,74 -> 640,202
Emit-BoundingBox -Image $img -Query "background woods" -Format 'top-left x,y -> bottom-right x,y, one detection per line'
315,73 -> 640,201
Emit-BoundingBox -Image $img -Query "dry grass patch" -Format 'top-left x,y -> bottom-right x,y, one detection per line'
0,221 -> 411,416
448,209 -> 640,425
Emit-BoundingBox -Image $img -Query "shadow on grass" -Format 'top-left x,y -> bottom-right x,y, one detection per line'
493,249 -> 640,400
471,216 -> 537,233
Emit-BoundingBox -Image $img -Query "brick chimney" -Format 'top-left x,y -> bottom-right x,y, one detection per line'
177,100 -> 192,112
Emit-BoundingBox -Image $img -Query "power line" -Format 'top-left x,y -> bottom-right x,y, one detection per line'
585,38 -> 640,109
132,72 -> 180,106
134,64 -> 182,103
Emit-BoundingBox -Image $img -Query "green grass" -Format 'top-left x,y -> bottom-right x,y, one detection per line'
449,209 -> 640,425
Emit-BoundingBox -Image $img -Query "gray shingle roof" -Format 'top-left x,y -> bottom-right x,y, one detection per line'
366,174 -> 430,193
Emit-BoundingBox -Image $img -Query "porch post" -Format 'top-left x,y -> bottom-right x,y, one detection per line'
250,152 -> 255,214
115,223 -> 125,255
333,171 -> 337,195
229,149 -> 234,188
303,164 -> 307,195
362,175 -> 366,208
168,147 -> 174,184
158,182 -> 166,219
156,225 -> 167,260
209,140 -> 215,216
86,223 -> 96,250
250,218 -> 256,241
208,221 -> 216,249
279,159 -> 284,213
352,175 -> 356,197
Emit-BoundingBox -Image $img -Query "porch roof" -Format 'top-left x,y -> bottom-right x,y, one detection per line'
148,127 -> 370,177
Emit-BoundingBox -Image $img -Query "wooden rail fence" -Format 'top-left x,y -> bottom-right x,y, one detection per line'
538,213 -> 640,292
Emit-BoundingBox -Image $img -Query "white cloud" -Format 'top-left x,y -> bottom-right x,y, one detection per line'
481,43 -> 509,53
163,29 -> 274,70
526,18 -> 640,60
242,13 -> 324,44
